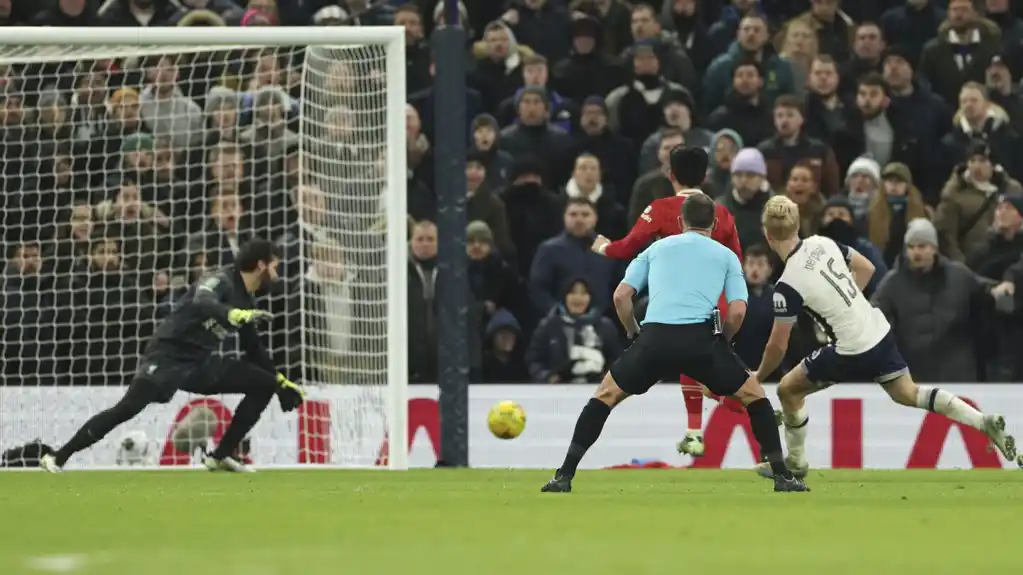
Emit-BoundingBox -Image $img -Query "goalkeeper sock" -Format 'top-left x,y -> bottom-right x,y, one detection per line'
746,398 -> 792,479
559,398 -> 612,477
55,390 -> 152,466
681,381 -> 703,430
213,392 -> 273,460
916,386 -> 984,430
782,406 -> 809,463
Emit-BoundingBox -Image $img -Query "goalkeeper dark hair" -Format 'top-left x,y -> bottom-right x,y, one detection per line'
235,238 -> 280,272
681,192 -> 716,230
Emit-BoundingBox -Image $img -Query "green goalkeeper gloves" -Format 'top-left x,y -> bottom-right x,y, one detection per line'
227,308 -> 272,327
276,372 -> 305,412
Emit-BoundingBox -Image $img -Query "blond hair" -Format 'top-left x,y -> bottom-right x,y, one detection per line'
762,195 -> 800,240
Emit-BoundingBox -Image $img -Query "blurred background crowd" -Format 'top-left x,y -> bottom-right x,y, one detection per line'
4,0 -> 1023,389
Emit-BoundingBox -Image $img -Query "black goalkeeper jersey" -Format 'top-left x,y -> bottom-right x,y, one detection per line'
145,266 -> 273,372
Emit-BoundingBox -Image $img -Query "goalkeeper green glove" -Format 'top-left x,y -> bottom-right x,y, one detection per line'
276,372 -> 305,412
227,308 -> 272,327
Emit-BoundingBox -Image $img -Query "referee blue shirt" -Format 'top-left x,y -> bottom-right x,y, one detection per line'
622,232 -> 748,325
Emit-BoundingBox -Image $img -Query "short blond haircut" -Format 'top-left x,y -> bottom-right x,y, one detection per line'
762,195 -> 800,240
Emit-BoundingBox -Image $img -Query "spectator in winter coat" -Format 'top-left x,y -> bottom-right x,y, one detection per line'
776,18 -> 817,100
407,57 -> 483,144
658,0 -> 713,74
838,22 -> 885,99
395,4 -> 432,96
481,309 -> 530,383
408,220 -> 439,383
707,0 -> 767,57
731,244 -> 777,378
702,14 -> 796,116
708,129 -> 744,197
704,58 -> 775,152
526,277 -> 622,383
758,95 -> 841,197
471,114 -> 514,192
552,15 -> 624,104
140,55 -> 204,150
465,152 -> 515,263
528,198 -> 620,317
638,89 -> 712,174
32,0 -> 103,25
720,147 -> 773,252
880,0 -> 945,63
967,195 -> 1023,280
627,128 -> 683,226
562,153 -> 626,239
935,140 -> 1023,262
99,0 -> 183,26
919,3 -> 1002,105
882,45 -> 951,200
568,0 -> 634,58
818,195 -> 888,297
497,55 -> 575,133
470,21 -> 534,115
502,0 -> 573,64
467,220 -> 520,322
843,156 -> 881,227
1,241 -> 50,385
868,162 -> 933,268
779,1 -> 855,63
784,161 -> 826,237
804,55 -> 850,150
873,218 -> 999,383
605,44 -> 690,147
575,96 -> 637,205
499,86 -> 576,187
622,4 -> 698,92
501,156 -> 564,284
984,55 -> 1023,135
941,83 -> 1021,180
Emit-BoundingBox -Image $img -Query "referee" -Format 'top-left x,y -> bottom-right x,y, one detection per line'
541,193 -> 809,493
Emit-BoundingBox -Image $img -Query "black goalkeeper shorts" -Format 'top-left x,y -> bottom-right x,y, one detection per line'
609,322 -> 751,397
131,354 -> 277,404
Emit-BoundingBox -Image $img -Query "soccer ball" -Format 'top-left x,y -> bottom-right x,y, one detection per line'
487,400 -> 527,439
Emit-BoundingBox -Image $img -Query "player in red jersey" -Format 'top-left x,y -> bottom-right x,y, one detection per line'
591,146 -> 748,458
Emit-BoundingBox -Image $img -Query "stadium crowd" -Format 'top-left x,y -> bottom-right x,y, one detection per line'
5,0 -> 1023,389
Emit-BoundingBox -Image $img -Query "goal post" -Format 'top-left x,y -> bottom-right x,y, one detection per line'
0,27 -> 408,469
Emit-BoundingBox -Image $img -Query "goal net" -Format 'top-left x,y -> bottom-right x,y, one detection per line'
0,28 -> 408,469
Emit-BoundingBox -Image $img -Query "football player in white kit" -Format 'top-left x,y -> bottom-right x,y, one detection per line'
752,196 -> 1019,477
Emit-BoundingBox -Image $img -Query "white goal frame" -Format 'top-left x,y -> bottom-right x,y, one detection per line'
0,27 -> 409,470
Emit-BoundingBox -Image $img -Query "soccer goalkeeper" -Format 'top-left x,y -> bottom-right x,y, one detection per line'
40,238 -> 305,473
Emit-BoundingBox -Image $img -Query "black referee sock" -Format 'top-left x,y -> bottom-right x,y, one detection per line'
746,398 -> 792,479
559,398 -> 612,478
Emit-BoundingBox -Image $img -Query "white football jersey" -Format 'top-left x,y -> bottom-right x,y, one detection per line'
773,235 -> 890,355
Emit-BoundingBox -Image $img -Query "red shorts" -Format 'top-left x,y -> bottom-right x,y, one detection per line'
680,294 -> 729,388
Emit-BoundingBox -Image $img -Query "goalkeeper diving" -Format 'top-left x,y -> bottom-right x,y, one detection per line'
40,238 -> 304,473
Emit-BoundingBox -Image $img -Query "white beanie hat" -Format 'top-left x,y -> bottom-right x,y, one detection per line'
846,156 -> 881,185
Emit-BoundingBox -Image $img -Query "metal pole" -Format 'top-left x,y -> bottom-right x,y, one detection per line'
433,3 -> 469,467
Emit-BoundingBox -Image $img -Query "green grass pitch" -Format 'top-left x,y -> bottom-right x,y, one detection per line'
1,469 -> 1021,575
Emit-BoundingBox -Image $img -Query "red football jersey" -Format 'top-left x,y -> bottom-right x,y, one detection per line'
604,195 -> 743,260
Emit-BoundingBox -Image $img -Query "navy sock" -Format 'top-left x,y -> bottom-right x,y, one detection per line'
559,398 -> 612,477
746,397 -> 792,479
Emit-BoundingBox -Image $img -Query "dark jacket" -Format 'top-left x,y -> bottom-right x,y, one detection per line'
919,20 -> 1002,105
872,257 -> 994,383
528,232 -> 620,317
98,0 -> 182,26
719,185 -> 773,254
705,92 -> 775,153
526,295 -> 622,383
758,134 -> 841,197
499,122 -> 576,187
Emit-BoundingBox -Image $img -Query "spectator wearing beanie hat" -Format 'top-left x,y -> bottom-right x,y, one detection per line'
551,15 -> 624,104
466,150 -> 516,264
481,308 -> 530,383
638,88 -> 711,174
500,86 -> 575,187
575,95 -> 637,200
471,114 -> 515,191
967,193 -> 1023,281
868,162 -> 932,268
606,43 -> 690,146
501,155 -> 563,282
497,55 -> 575,133
872,217 -> 999,383
818,195 -> 888,297
936,139 -> 1023,262
844,156 -> 881,227
466,220 -> 519,321
707,129 -> 744,195
721,147 -> 773,252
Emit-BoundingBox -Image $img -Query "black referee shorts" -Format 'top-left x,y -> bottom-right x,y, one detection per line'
609,322 -> 751,397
